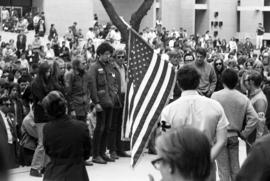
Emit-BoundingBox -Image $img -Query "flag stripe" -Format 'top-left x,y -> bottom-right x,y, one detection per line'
131,63 -> 176,166
128,54 -> 161,138
122,28 -> 176,167
131,59 -> 168,147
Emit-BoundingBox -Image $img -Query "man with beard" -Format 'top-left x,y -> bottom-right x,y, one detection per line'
65,58 -> 93,166
88,42 -> 115,164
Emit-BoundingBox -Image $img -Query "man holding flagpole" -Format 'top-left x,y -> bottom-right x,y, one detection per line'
122,27 -> 176,167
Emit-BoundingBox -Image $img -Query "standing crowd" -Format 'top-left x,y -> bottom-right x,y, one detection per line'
0,12 -> 270,181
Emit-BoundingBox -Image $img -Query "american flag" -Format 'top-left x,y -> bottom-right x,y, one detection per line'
122,28 -> 176,167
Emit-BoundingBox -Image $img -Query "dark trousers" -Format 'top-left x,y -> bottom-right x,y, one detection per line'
246,129 -> 257,153
109,107 -> 123,153
93,107 -> 113,157
76,115 -> 87,123
7,143 -> 17,169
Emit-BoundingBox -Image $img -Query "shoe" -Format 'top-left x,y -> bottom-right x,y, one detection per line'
117,151 -> 131,157
102,154 -> 115,162
85,160 -> 94,166
110,152 -> 119,160
92,156 -> 107,164
29,168 -> 42,177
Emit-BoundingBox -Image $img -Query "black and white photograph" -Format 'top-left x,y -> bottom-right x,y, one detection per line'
0,0 -> 270,181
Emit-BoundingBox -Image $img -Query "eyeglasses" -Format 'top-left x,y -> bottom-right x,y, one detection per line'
151,157 -> 164,170
117,56 -> 125,59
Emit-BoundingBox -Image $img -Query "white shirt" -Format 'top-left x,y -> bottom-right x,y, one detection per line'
45,49 -> 55,59
33,15 -> 40,25
86,30 -> 95,40
0,111 -> 13,144
20,58 -> 30,71
161,90 -> 229,143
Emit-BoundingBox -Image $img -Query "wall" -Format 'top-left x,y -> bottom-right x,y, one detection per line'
93,0 -> 155,31
32,0 -> 44,13
161,0 -> 194,33
195,10 -> 208,35
238,0 -> 264,41
39,0 -> 94,36
208,0 -> 237,40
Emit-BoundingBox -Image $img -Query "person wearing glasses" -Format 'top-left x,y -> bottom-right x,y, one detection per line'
213,57 -> 225,92
242,70 -> 268,152
108,49 -> 130,158
149,127 -> 211,181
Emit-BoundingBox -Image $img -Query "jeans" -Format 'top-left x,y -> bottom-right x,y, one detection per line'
93,107 -> 113,157
31,123 -> 48,171
216,136 -> 240,181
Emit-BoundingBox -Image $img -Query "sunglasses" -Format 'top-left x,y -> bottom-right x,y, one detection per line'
117,56 -> 125,59
151,157 -> 164,170
216,63 -> 222,65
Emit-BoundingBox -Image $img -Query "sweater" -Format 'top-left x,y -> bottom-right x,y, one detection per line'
212,88 -> 258,138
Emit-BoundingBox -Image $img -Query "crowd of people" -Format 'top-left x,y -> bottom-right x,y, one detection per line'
0,13 -> 270,181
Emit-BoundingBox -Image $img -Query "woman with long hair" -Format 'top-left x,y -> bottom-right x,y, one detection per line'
29,62 -> 53,177
213,57 -> 225,92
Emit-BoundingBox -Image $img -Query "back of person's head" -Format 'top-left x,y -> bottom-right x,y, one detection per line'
247,70 -> 263,88
38,62 -> 50,79
177,65 -> 201,90
42,91 -> 67,118
96,42 -> 114,56
156,127 -> 211,181
222,68 -> 238,89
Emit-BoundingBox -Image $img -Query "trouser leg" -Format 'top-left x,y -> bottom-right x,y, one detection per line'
31,123 -> 47,171
216,140 -> 230,181
93,111 -> 106,157
100,108 -> 113,155
228,136 -> 240,180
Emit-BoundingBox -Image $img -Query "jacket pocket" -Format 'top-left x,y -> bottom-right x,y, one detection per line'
97,68 -> 106,87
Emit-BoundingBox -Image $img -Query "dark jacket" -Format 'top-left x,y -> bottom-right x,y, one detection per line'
213,59 -> 225,92
88,61 -> 114,108
236,135 -> 270,181
65,70 -> 89,116
0,112 -> 18,169
16,34 -> 27,52
43,115 -> 90,181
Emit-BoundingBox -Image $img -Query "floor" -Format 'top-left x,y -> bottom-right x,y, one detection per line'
9,140 -> 247,181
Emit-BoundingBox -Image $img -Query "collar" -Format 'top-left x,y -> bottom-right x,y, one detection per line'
181,90 -> 199,97
249,88 -> 262,98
